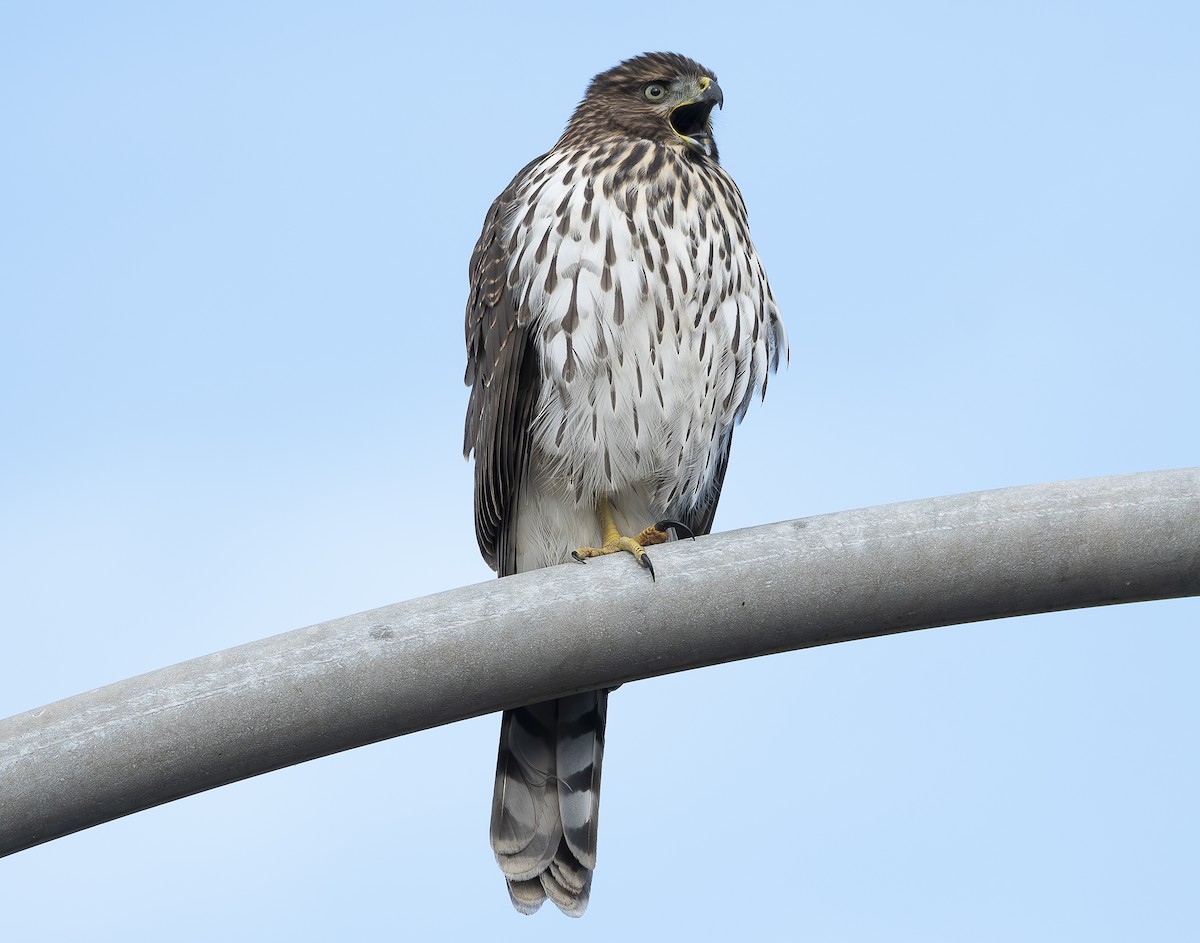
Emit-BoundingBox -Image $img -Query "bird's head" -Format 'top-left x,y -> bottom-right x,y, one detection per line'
560,52 -> 724,160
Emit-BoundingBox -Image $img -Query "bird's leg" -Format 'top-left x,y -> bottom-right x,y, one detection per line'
570,495 -> 694,581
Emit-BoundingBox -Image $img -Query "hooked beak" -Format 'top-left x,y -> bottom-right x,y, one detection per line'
697,77 -> 724,110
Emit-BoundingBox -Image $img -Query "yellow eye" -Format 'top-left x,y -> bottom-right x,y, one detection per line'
643,83 -> 667,102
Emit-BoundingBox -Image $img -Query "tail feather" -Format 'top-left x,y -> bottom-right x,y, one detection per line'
555,692 -> 606,870
491,692 -> 608,916
491,703 -> 563,881
543,841 -> 592,916
506,877 -> 548,915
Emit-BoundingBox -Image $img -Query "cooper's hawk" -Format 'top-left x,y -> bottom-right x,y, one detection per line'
463,52 -> 787,916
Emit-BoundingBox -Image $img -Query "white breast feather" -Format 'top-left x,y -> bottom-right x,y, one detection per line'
504,146 -> 786,568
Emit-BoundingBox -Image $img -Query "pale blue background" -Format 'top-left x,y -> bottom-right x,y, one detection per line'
2,2 -> 1197,939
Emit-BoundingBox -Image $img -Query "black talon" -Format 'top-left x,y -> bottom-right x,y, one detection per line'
571,551 -> 586,564
640,552 -> 656,582
655,519 -> 695,541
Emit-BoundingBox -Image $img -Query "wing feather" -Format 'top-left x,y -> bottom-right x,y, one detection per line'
464,156 -> 547,576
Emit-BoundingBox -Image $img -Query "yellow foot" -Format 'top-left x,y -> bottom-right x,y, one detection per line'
570,497 -> 693,582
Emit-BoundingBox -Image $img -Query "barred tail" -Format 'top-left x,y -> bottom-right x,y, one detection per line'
490,691 -> 607,916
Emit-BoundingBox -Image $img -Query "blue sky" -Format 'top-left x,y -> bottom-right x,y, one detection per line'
2,2 -> 1198,938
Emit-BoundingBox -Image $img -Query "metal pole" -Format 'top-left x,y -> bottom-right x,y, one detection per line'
1,468 -> 1197,857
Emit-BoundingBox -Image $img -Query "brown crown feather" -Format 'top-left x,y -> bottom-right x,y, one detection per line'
556,52 -> 720,158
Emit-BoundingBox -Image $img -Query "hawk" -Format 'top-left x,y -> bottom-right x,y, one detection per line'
463,52 -> 787,916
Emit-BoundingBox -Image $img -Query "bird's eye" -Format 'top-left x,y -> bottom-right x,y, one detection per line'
643,83 -> 667,102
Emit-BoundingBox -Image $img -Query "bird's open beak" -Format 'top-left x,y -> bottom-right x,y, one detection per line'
669,77 -> 723,156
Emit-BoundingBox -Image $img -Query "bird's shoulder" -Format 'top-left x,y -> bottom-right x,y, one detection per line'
468,153 -> 556,314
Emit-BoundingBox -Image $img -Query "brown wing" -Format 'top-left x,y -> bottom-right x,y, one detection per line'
463,157 -> 545,576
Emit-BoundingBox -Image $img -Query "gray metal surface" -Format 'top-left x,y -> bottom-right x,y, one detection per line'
1,468 -> 1197,857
